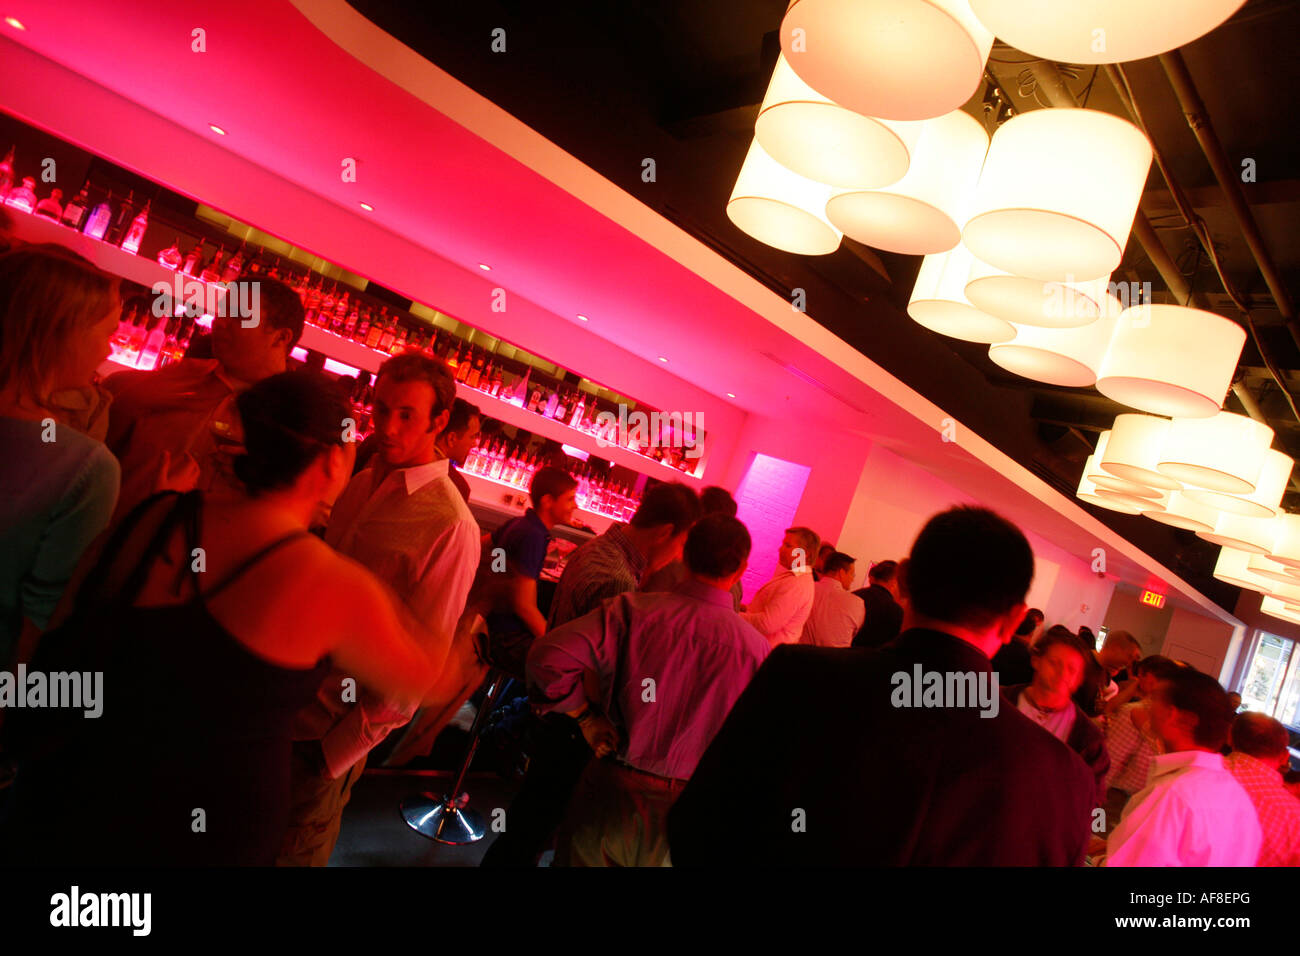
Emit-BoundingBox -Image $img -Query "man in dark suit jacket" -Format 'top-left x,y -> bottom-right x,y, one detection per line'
850,559 -> 904,648
667,506 -> 1096,866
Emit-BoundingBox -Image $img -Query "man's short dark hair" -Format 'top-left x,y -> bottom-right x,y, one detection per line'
377,351 -> 456,419
1016,608 -> 1045,636
822,551 -> 856,576
441,397 -> 481,438
785,527 -> 820,564
906,506 -> 1034,629
1230,712 -> 1289,760
529,465 -> 577,508
631,482 -> 700,535
699,486 -> 738,517
684,514 -> 751,580
241,275 -> 305,349
868,560 -> 899,583
1135,655 -> 1183,681
1158,669 -> 1233,751
1032,628 -> 1086,664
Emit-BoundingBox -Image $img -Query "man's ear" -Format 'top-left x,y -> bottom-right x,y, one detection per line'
430,406 -> 450,435
998,602 -> 1028,645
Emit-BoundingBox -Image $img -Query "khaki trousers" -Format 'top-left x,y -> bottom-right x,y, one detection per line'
276,744 -> 367,867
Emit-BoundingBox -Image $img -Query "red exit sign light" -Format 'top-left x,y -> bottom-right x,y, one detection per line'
1141,590 -> 1166,609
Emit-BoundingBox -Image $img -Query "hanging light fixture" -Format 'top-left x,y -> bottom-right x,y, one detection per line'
988,311 -> 1118,387
1099,414 -> 1182,490
755,54 -> 921,189
1076,471 -> 1147,514
1266,514 -> 1300,570
1095,305 -> 1247,419
962,109 -> 1152,281
1245,552 -> 1300,587
826,109 -> 988,255
1260,596 -> 1300,623
1085,433 -> 1159,497
1143,490 -> 1219,534
1214,546 -> 1278,592
908,244 -> 1016,343
964,263 -> 1119,329
726,138 -> 842,255
1197,512 -> 1278,555
780,0 -> 994,121
968,0 -> 1248,66
1156,411 -> 1273,494
1182,449 -> 1293,519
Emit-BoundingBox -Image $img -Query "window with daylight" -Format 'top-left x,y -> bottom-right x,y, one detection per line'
1240,632 -> 1300,728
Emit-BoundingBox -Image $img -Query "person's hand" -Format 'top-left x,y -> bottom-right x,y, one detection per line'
578,712 -> 619,758
152,450 -> 201,494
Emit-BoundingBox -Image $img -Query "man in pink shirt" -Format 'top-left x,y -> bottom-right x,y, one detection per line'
1225,712 -> 1300,866
742,526 -> 818,646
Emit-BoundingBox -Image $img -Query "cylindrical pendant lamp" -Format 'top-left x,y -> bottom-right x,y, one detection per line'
1214,546 -> 1277,592
780,0 -> 995,121
1260,595 -> 1300,623
965,263 -> 1116,329
1183,448 -> 1292,519
756,54 -> 921,189
1266,514 -> 1300,570
908,244 -> 1016,343
1245,552 -> 1300,586
1144,491 -> 1219,534
962,109 -> 1152,281
1095,305 -> 1246,418
988,312 -> 1118,387
1099,414 -> 1182,490
1085,434 -> 1159,496
826,109 -> 988,255
1156,412 -> 1273,494
1197,512 -> 1278,555
726,139 -> 842,255
1076,470 -> 1145,514
968,0 -> 1248,66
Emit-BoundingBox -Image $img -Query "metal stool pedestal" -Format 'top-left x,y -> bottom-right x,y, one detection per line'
400,668 -> 509,845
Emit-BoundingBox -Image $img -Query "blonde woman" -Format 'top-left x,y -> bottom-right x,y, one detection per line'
0,244 -> 121,668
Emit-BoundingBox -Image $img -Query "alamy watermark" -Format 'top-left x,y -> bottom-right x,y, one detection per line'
593,404 -> 704,459
150,275 -> 261,327
890,664 -> 1000,718
0,665 -> 102,718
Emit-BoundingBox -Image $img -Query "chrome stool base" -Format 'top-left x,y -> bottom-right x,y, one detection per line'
401,794 -> 485,844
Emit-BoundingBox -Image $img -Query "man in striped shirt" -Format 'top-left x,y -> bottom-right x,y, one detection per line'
1226,712 -> 1300,866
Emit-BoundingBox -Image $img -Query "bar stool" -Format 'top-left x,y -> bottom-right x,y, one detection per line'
400,666 -> 511,845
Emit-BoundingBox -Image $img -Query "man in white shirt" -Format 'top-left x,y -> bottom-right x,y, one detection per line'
279,353 -> 480,866
801,551 -> 865,648
1105,668 -> 1262,867
742,526 -> 818,647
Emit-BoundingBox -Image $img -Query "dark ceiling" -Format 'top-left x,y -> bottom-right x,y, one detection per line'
349,0 -> 1300,612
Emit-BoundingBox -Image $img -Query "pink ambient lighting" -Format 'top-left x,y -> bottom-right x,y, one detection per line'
726,392 -> 736,398
577,314 -> 588,321
323,357 -> 362,376
359,201 -> 374,212
561,443 -> 590,462
658,356 -> 668,363
5,16 -> 25,30
291,346 -> 308,363
477,263 -> 491,271
208,124 -> 226,135
735,452 -> 812,601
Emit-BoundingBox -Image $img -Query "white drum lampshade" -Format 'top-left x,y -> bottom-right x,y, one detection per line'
1099,414 -> 1182,490
780,0 -> 994,121
826,109 -> 988,255
1183,449 -> 1293,519
726,139 -> 842,255
965,262 -> 1116,329
1156,412 -> 1274,494
1266,514 -> 1300,570
1214,546 -> 1278,593
1096,305 -> 1247,419
1197,512 -> 1278,555
1076,471 -> 1146,514
908,244 -> 1016,343
756,54 -> 921,189
988,312 -> 1118,387
968,0 -> 1248,66
1260,595 -> 1300,623
1144,491 -> 1219,534
1245,552 -> 1300,586
1085,433 -> 1160,497
962,109 -> 1152,281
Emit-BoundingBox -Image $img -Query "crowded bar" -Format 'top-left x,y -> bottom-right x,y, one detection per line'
0,0 -> 1297,902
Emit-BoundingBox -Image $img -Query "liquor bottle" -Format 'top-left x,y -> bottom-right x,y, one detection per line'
331,292 -> 348,333
61,182 -> 90,230
378,315 -> 397,352
292,271 -> 310,303
109,302 -> 137,359
246,247 -> 265,275
489,365 -> 503,397
268,256 -> 281,280
389,324 -> 408,355
467,350 -> 483,389
157,236 -> 183,270
138,312 -> 167,369
488,442 -> 504,480
180,239 -> 204,276
342,302 -> 359,339
319,282 -> 337,323
500,447 -> 517,485
221,241 -> 246,282
122,310 -> 149,365
170,317 -> 195,365
468,438 -> 488,475
354,308 -> 370,343
4,176 -> 37,213
156,317 -> 180,369
527,384 -> 543,413
543,388 -> 558,419
119,199 -> 150,254
456,347 -> 472,383
554,388 -> 568,422
105,191 -> 135,244
0,146 -> 13,203
364,309 -> 386,349
34,188 -> 64,221
200,248 -> 225,283
83,190 -> 113,239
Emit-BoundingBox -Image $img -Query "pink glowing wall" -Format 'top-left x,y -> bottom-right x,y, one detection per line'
735,453 -> 812,601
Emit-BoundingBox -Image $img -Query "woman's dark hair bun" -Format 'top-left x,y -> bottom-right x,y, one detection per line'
234,370 -> 350,495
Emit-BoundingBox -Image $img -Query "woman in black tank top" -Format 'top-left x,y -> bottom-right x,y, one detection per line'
2,372 -> 440,865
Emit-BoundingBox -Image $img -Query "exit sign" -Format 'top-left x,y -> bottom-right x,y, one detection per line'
1141,590 -> 1166,609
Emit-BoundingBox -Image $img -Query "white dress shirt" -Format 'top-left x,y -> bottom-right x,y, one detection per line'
800,576 -> 865,648
296,457 -> 481,777
742,565 -> 815,647
1106,749 -> 1263,867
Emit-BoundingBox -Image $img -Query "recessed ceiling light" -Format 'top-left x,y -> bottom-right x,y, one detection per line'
726,392 -> 736,398
359,201 -> 374,212
576,314 -> 589,322
209,124 -> 227,135
4,16 -> 26,30
658,356 -> 669,363
478,263 -> 491,271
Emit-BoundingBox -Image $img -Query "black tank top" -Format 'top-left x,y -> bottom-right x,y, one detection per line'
5,491 -> 329,866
